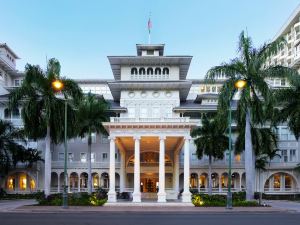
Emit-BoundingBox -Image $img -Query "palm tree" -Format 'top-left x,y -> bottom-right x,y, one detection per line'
0,120 -> 43,175
0,119 -> 25,174
275,76 -> 300,140
76,93 -> 109,194
9,58 -> 82,196
191,115 -> 228,195
241,127 -> 279,204
206,31 -> 297,200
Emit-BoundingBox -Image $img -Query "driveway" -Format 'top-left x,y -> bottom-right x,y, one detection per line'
0,199 -> 37,212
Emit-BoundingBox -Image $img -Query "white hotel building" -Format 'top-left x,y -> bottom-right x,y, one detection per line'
1,6 -> 300,203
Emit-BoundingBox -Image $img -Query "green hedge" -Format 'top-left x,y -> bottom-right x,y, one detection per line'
37,192 -> 107,206
192,192 -> 259,207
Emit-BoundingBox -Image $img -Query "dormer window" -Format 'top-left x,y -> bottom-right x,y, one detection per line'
155,68 -> 161,75
147,68 -> 153,75
147,50 -> 154,55
139,67 -> 146,75
162,67 -> 169,75
131,67 -> 138,75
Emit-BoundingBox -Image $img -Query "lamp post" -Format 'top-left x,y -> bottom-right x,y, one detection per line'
226,79 -> 247,209
52,80 -> 68,209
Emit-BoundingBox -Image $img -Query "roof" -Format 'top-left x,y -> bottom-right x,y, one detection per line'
0,43 -> 20,59
136,44 -> 165,56
107,80 -> 192,101
273,4 -> 300,40
107,56 -> 192,80
194,93 -> 219,103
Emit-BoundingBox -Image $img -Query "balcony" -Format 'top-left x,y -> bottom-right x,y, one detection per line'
110,117 -> 190,123
51,161 -> 120,169
4,118 -> 23,127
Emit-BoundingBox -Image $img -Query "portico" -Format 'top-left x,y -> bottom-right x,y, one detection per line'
103,122 -> 195,203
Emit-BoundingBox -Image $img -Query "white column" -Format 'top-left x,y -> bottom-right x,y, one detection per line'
78,174 -> 80,192
173,151 -> 180,194
219,175 -> 222,192
108,136 -> 117,202
182,136 -> 192,202
120,151 -> 126,193
57,175 -> 60,193
158,136 -> 167,202
132,136 -> 141,202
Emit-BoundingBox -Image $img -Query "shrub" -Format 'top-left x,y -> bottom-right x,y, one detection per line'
192,193 -> 258,207
37,192 -> 107,206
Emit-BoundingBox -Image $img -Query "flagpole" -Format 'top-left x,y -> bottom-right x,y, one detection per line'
148,32 -> 151,44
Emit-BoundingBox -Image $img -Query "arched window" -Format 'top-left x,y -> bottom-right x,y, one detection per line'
131,67 -> 138,75
162,67 -> 169,75
155,67 -> 161,75
4,108 -> 10,119
12,108 -> 20,118
139,67 -> 146,75
147,67 -> 153,75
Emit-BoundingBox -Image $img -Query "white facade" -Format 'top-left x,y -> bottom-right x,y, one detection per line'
1,6 -> 300,202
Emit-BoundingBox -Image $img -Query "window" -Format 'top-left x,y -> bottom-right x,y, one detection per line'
152,107 -> 160,118
281,150 -> 288,162
139,67 -> 145,75
147,67 -> 153,75
101,134 -> 109,144
91,133 -> 96,143
4,108 -> 10,118
115,153 -> 118,159
140,107 -> 147,118
155,67 -> 161,75
162,67 -> 169,75
14,79 -> 20,86
290,149 -> 296,162
102,153 -> 108,160
80,153 -> 87,163
212,86 -> 216,93
147,50 -> 154,55
91,153 -> 95,163
164,106 -> 172,118
281,79 -> 286,86
131,67 -> 138,75
128,107 -> 135,118
12,108 -> 20,118
68,153 -> 74,162
58,153 -> 64,161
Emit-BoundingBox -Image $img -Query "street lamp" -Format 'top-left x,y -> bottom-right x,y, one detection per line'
226,79 -> 247,209
52,79 -> 68,209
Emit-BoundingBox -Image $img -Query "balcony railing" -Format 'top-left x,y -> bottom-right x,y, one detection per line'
4,118 -> 23,127
51,161 -> 120,169
127,162 -> 173,167
110,117 -> 190,123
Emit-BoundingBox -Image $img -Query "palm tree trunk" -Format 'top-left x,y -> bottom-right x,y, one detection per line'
44,125 -> 51,196
87,130 -> 92,194
245,108 -> 254,200
208,155 -> 212,195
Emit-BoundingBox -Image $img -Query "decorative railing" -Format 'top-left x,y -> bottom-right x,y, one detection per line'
127,162 -> 173,167
110,117 -> 190,123
51,161 -> 120,169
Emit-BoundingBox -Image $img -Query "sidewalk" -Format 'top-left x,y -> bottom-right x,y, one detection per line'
265,200 -> 300,213
12,204 -> 289,213
0,199 -> 37,212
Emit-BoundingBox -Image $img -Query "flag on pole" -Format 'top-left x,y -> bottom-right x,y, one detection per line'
148,17 -> 152,34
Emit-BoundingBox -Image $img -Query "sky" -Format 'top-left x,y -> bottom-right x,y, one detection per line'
1,0 -> 300,79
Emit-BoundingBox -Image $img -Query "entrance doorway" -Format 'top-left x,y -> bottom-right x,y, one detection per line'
141,177 -> 158,193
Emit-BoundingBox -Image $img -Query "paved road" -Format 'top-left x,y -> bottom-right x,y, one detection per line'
0,212 -> 300,225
